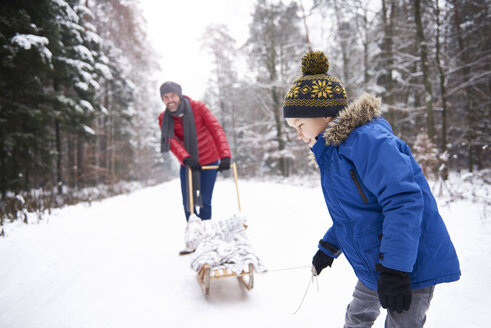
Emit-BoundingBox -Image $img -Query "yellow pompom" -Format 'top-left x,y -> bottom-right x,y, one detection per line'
301,50 -> 329,75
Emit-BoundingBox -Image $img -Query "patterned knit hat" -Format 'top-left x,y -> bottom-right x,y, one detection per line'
283,51 -> 347,118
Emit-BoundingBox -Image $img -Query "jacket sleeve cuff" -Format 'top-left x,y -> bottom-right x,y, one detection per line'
376,263 -> 409,276
318,239 -> 342,258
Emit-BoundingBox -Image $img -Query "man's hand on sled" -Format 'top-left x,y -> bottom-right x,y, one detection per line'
218,157 -> 231,172
183,157 -> 201,171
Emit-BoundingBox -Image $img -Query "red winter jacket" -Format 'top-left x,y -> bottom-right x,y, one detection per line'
158,95 -> 231,165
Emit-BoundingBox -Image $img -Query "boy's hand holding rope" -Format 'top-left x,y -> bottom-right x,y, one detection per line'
293,250 -> 335,314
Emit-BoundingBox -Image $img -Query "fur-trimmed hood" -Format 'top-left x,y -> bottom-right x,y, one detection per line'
323,93 -> 382,146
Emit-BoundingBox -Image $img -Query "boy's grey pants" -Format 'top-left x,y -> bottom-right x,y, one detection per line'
344,280 -> 435,328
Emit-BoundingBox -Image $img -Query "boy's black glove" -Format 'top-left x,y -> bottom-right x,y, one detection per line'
183,157 -> 201,171
312,249 -> 334,276
218,157 -> 231,172
376,264 -> 412,313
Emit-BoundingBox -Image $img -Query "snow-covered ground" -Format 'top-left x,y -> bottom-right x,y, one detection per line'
0,174 -> 489,327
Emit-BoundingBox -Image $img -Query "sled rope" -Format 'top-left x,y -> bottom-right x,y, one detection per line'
226,264 -> 310,276
262,265 -> 311,274
293,265 -> 319,315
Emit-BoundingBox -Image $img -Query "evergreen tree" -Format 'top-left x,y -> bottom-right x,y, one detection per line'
91,0 -> 163,183
1,0 -> 163,220
51,0 -> 106,189
0,0 -> 59,194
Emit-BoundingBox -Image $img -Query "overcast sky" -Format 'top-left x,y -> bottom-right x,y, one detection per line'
139,0 -> 255,100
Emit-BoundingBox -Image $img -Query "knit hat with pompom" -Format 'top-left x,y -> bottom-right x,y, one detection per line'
283,50 -> 347,118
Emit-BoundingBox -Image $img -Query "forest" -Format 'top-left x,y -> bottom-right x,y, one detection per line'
0,0 -> 489,224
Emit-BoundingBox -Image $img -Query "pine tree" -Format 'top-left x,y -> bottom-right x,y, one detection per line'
50,0 -> 106,189
1,0 -> 163,220
0,0 -> 58,194
91,0 -> 163,183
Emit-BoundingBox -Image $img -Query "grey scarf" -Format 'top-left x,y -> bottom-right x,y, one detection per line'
161,97 -> 202,210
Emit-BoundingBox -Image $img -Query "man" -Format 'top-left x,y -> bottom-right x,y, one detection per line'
158,81 -> 231,225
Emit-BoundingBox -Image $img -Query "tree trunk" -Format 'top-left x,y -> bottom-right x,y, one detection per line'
109,112 -> 116,182
67,134 -> 75,188
433,0 -> 449,180
272,86 -> 287,177
77,135 -> 84,189
0,138 -> 5,198
333,0 -> 350,85
451,0 -> 474,172
55,119 -> 63,194
231,103 -> 238,160
300,0 -> 312,50
103,83 -> 110,183
360,5 -> 369,85
414,0 -> 435,141
382,0 -> 395,131
53,79 -> 63,193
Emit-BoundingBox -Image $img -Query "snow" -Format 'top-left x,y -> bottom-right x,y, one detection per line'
95,62 -> 112,79
11,34 -> 49,50
99,105 -> 109,115
56,95 -> 83,114
53,0 -> 79,23
86,30 -> 102,45
75,81 -> 89,91
56,57 -> 92,72
82,125 -> 95,136
11,34 -> 52,62
89,79 -> 101,90
0,176 -> 489,327
74,4 -> 95,22
79,100 -> 94,112
74,45 -> 94,63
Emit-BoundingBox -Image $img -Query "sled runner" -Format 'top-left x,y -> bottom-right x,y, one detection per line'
186,163 -> 261,296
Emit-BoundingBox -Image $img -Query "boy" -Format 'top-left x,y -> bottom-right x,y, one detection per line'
283,51 -> 460,327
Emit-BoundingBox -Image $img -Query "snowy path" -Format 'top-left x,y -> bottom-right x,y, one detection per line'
0,177 -> 489,327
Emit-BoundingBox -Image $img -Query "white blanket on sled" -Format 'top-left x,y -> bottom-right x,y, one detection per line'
185,214 -> 266,274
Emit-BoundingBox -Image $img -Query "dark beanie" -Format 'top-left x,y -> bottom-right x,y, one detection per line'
283,51 -> 347,118
159,81 -> 182,98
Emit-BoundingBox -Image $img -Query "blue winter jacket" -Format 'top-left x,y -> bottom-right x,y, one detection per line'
312,93 -> 461,290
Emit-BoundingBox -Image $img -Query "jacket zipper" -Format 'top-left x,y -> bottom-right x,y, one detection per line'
350,169 -> 368,204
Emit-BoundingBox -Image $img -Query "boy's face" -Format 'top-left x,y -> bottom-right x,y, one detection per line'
286,117 -> 333,147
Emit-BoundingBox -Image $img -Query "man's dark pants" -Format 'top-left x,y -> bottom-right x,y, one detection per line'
179,160 -> 219,221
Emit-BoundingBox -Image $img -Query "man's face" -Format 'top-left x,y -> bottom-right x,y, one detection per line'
162,92 -> 181,112
286,117 -> 333,147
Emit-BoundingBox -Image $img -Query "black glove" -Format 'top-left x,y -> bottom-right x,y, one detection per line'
183,157 -> 201,171
312,249 -> 334,276
218,157 -> 231,172
376,264 -> 412,313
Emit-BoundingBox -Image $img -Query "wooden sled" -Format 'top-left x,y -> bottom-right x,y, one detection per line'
197,263 -> 255,296
187,163 -> 254,296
